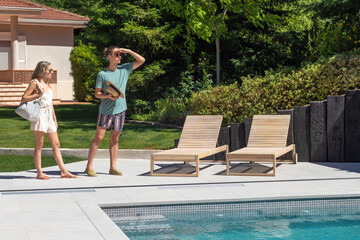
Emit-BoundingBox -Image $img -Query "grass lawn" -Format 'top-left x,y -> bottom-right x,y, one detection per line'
0,104 -> 181,149
0,154 -> 84,172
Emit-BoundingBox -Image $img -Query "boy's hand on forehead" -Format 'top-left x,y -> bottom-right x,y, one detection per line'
117,48 -> 130,54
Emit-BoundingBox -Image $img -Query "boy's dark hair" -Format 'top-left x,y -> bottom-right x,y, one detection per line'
103,46 -> 118,57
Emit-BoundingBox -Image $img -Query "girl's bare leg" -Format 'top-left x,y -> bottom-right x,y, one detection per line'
47,132 -> 77,178
33,131 -> 50,180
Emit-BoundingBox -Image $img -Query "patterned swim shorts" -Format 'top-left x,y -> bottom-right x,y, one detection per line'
97,111 -> 125,132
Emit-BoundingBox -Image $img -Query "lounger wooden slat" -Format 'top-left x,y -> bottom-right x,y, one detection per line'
226,115 -> 297,176
151,115 -> 228,177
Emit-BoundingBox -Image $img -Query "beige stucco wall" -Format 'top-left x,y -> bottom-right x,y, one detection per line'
0,23 -> 77,100
20,25 -> 74,100
26,45 -> 74,100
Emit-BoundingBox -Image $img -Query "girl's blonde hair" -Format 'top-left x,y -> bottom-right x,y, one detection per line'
31,61 -> 51,80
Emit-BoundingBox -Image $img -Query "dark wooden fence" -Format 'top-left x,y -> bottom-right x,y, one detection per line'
175,90 -> 360,162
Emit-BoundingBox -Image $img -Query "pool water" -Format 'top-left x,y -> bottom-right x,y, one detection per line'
116,211 -> 360,239
103,197 -> 360,240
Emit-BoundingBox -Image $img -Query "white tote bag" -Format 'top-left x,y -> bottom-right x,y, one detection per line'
15,80 -> 42,122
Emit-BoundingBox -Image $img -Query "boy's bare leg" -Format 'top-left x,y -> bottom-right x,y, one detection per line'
86,127 -> 107,174
109,130 -> 122,175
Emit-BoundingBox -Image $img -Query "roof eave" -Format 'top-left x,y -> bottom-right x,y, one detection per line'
19,18 -> 88,28
0,6 -> 46,16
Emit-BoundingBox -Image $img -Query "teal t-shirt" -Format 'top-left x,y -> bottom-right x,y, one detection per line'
95,62 -> 133,115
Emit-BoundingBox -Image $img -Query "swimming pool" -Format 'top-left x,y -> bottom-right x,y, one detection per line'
102,196 -> 360,239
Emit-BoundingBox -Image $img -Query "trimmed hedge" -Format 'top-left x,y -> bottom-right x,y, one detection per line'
189,49 -> 360,125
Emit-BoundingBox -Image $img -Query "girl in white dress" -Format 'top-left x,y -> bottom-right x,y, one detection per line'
21,61 -> 77,180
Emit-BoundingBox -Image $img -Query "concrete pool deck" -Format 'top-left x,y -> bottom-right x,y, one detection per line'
1,153 -> 360,240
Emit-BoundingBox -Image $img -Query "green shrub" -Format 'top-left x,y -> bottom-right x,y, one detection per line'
189,83 -> 243,125
154,98 -> 188,125
70,42 -> 101,102
130,99 -> 152,115
189,50 -> 360,125
129,98 -> 187,125
167,70 -> 213,101
129,64 -> 213,125
129,112 -> 158,122
126,60 -> 170,116
127,60 -> 169,100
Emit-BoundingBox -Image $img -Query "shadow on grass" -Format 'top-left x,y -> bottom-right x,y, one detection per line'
0,105 -> 98,131
125,124 -> 180,133
55,105 -> 179,133
55,104 -> 99,131
0,106 -> 22,119
1,104 -> 180,132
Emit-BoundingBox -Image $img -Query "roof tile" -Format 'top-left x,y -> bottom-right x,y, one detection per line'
0,0 -> 89,21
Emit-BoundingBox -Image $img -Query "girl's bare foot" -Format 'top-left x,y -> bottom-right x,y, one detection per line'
36,174 -> 50,180
61,172 -> 77,178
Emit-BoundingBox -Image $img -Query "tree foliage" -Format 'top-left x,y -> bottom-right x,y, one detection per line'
155,0 -> 281,84
307,0 -> 360,58
156,0 -> 277,43
31,0 -> 360,125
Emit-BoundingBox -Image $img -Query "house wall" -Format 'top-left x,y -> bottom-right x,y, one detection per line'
0,24 -> 75,100
20,25 -> 74,100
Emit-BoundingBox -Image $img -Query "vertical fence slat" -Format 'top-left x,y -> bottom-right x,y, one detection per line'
310,101 -> 328,162
244,118 -> 252,146
277,109 -> 294,145
277,109 -> 294,160
230,123 -> 245,152
345,90 -> 360,162
327,95 -> 345,162
294,105 -> 310,162
215,126 -> 230,160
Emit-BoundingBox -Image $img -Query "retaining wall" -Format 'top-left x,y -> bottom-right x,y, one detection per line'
176,90 -> 360,162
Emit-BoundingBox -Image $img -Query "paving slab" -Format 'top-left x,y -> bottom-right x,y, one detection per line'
1,156 -> 360,240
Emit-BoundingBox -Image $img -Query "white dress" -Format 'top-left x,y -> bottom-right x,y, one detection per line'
30,80 -> 57,133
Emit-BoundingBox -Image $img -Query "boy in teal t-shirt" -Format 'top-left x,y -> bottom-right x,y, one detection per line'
85,47 -> 145,177
95,62 -> 133,115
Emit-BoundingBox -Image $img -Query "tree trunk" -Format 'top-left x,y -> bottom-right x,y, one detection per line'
216,37 -> 220,85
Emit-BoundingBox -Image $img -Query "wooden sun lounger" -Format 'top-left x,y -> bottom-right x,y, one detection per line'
150,115 -> 228,177
226,115 -> 297,176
